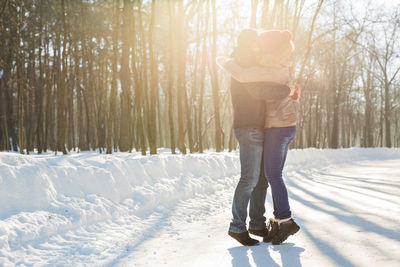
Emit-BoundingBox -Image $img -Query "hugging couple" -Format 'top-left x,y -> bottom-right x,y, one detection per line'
216,29 -> 301,246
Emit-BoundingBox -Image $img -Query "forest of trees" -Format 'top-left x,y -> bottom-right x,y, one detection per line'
0,0 -> 399,155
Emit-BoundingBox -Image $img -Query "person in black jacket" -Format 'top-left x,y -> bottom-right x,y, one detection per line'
219,29 -> 291,246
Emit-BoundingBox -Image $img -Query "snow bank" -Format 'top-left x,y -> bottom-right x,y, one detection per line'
0,150 -> 242,260
0,151 -> 242,219
1,148 -> 399,220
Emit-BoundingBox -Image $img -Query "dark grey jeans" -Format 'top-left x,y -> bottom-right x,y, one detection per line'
229,128 -> 269,233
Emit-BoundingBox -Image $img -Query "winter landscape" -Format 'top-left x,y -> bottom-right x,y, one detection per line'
1,148 -> 399,266
1,0 -> 400,266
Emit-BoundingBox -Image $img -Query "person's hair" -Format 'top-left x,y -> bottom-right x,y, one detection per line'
237,29 -> 258,48
231,29 -> 259,67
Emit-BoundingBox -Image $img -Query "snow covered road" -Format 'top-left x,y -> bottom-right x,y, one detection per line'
0,149 -> 399,266
116,157 -> 400,267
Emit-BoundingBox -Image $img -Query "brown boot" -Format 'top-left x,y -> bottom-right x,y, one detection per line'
271,218 -> 300,245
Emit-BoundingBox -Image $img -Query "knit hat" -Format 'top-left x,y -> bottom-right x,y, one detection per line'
257,30 -> 294,53
257,30 -> 295,67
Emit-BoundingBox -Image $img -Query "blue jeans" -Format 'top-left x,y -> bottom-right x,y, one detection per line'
230,128 -> 269,233
264,126 -> 296,220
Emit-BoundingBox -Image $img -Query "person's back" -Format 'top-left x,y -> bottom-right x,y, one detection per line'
230,47 -> 266,129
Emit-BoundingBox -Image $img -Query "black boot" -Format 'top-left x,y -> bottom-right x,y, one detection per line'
228,230 -> 259,246
263,218 -> 279,242
271,218 -> 300,245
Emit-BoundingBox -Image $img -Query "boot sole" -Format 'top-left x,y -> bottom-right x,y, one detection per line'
228,231 -> 260,246
248,229 -> 268,238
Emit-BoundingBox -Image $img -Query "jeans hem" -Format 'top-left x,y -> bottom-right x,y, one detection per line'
249,222 -> 266,231
229,225 -> 247,233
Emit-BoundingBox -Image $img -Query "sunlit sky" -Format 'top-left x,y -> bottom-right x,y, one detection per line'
213,0 -> 399,47
216,0 -> 399,24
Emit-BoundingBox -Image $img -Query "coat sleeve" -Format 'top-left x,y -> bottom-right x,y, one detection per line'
223,60 -> 289,84
245,82 -> 291,101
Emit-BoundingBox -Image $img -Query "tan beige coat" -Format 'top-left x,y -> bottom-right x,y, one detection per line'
265,96 -> 296,128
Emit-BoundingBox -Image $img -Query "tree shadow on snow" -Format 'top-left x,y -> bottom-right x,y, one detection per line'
228,242 -> 304,267
288,177 -> 400,242
283,172 -> 400,266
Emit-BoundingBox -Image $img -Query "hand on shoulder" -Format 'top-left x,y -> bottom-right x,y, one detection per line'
289,84 -> 301,101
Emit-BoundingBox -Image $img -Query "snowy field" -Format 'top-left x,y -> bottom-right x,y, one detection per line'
0,148 -> 399,267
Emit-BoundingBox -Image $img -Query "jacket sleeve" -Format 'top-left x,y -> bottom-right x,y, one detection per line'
223,59 -> 289,84
246,82 -> 291,101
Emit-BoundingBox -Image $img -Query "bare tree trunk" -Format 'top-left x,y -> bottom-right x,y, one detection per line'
148,0 -> 158,154
297,0 -> 324,85
17,5 -> 25,154
56,0 -> 68,154
167,0 -> 176,154
35,0 -> 45,153
250,0 -> 258,27
172,1 -> 187,154
119,0 -> 132,152
384,83 -> 391,147
209,0 -> 222,152
106,0 -> 120,154
260,0 -> 269,28
1,48 -> 12,151
197,4 -> 209,153
132,1 -> 147,155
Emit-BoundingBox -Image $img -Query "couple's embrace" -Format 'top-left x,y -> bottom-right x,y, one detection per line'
216,29 -> 301,246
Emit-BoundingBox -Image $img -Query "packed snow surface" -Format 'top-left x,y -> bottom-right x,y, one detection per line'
0,148 -> 399,266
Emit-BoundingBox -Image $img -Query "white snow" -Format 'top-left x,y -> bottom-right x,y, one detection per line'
0,148 -> 399,266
